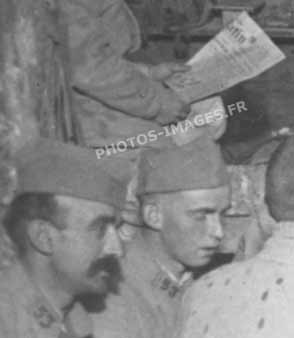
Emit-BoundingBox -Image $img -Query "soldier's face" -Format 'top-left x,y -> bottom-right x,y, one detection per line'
159,186 -> 230,267
51,196 -> 124,296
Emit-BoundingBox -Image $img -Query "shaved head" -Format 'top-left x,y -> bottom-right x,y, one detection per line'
265,137 -> 294,221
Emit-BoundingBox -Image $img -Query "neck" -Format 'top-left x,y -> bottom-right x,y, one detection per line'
141,228 -> 185,281
22,253 -> 74,317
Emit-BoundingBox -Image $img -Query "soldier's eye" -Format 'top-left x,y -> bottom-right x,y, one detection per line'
96,223 -> 108,239
88,216 -> 116,239
190,211 -> 206,221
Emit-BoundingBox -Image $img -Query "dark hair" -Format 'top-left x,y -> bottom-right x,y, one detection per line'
2,193 -> 64,255
265,137 -> 294,222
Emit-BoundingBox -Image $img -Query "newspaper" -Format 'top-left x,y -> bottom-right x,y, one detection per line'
166,12 -> 286,103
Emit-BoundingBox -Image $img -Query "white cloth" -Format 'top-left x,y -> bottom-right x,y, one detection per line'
177,222 -> 294,338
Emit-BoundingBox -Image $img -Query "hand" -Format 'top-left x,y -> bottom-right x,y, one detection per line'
149,62 -> 191,82
156,87 -> 190,125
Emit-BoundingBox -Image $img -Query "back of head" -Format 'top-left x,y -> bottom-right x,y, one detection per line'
2,193 -> 60,256
265,137 -> 294,222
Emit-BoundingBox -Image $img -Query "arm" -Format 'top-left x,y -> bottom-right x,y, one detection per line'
73,52 -> 189,125
69,0 -> 189,125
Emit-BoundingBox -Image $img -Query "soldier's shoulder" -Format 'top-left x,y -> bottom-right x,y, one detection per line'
0,262 -> 29,298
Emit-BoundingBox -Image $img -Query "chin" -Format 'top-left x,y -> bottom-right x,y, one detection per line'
182,255 -> 213,269
87,277 -> 121,296
84,279 -> 109,295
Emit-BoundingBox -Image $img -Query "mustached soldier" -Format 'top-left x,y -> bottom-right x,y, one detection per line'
0,137 -> 127,338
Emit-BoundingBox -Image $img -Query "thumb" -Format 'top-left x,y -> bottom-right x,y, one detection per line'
150,63 -> 190,81
167,63 -> 191,73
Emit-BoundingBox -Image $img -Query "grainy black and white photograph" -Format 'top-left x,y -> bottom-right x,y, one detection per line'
0,0 -> 294,337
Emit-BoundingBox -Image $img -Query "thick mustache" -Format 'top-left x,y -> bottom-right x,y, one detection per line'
86,255 -> 122,279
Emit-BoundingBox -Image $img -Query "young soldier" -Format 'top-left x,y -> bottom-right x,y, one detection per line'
91,135 -> 231,338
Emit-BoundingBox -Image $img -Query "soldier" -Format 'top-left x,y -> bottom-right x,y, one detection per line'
61,0 -> 191,147
90,135 -> 231,338
0,137 -> 127,338
175,136 -> 294,338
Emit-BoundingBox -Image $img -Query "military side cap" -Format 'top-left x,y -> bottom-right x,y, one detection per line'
15,137 -> 127,209
137,135 -> 229,195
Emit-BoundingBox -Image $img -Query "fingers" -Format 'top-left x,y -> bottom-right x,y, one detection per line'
150,63 -> 191,81
155,86 -> 191,125
167,63 -> 191,73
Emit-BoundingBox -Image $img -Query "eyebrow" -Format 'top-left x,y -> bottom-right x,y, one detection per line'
188,204 -> 230,214
188,208 -> 216,214
87,215 -> 116,230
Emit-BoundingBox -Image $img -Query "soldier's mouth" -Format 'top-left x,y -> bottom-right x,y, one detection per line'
90,271 -> 110,284
100,271 -> 110,280
199,246 -> 219,255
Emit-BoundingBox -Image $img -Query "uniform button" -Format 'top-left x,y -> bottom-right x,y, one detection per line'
207,282 -> 214,288
224,278 -> 231,286
203,324 -> 209,334
276,277 -> 284,285
257,317 -> 265,330
261,290 -> 269,301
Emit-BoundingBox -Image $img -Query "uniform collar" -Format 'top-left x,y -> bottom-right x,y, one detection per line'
151,259 -> 193,298
12,262 -> 91,337
29,293 -> 64,330
125,232 -> 193,299
4,262 -> 65,334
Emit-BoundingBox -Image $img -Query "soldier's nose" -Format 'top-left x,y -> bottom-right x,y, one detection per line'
103,226 -> 125,258
207,213 -> 224,240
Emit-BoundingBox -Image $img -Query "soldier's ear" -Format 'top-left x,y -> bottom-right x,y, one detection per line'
142,202 -> 163,230
27,220 -> 54,255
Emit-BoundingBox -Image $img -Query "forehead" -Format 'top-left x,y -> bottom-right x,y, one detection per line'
56,195 -> 117,226
170,185 -> 231,209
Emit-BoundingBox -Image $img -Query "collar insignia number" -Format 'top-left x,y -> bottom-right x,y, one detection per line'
33,304 -> 56,328
152,271 -> 180,298
152,267 -> 193,298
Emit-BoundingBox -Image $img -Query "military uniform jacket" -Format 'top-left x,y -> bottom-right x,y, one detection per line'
176,222 -> 294,338
0,262 -> 89,338
91,233 -> 192,338
62,0 -> 166,147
